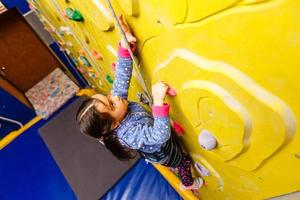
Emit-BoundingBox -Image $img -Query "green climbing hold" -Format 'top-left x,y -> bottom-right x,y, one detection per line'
65,7 -> 84,22
106,75 -> 114,84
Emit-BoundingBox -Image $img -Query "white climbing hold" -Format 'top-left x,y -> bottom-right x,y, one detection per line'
59,26 -> 73,35
198,130 -> 217,150
194,162 -> 211,177
66,41 -> 73,47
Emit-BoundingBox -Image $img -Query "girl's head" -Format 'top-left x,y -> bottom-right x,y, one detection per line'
76,94 -> 135,160
92,94 -> 128,127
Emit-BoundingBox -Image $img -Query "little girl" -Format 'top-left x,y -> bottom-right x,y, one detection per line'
76,16 -> 202,190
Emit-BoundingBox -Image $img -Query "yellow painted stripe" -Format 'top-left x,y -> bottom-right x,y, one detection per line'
153,164 -> 199,200
76,88 -> 96,97
0,116 -> 42,150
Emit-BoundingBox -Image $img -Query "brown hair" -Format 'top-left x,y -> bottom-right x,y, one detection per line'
76,96 -> 136,160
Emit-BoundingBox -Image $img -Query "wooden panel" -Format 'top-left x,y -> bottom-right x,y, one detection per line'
0,9 -> 61,93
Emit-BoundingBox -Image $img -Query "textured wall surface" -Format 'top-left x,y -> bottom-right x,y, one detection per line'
28,0 -> 300,199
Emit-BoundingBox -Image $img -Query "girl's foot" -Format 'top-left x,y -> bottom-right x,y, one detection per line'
180,177 -> 204,190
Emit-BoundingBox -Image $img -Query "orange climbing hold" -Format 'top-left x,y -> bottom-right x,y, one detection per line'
78,49 -> 86,56
91,49 -> 103,60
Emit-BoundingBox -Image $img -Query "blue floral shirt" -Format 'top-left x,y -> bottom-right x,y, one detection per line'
111,47 -> 171,153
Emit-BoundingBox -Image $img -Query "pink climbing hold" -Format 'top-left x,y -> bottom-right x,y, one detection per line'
166,86 -> 177,96
77,66 -> 85,73
111,62 -> 116,71
130,43 -> 137,52
172,121 -> 185,136
28,3 -> 35,10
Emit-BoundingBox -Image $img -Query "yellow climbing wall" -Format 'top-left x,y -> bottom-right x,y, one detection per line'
28,0 -> 300,199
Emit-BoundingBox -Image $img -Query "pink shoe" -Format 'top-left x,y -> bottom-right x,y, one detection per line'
180,177 -> 204,190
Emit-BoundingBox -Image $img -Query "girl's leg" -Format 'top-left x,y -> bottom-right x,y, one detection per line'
177,155 -> 194,187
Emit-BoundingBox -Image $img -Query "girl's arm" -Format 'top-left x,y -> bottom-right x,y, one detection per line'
110,45 -> 133,100
110,15 -> 136,100
122,83 -> 172,149
126,104 -> 171,149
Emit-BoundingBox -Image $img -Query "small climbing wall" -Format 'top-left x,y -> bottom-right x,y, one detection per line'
28,0 -> 300,199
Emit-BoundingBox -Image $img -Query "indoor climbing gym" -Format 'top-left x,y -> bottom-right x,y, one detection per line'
1,0 -> 300,199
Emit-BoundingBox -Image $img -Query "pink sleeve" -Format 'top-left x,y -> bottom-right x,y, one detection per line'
152,103 -> 170,117
118,43 -> 131,58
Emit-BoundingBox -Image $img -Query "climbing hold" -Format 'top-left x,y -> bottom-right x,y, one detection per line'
40,16 -> 46,23
78,49 -> 86,56
194,162 -> 211,177
56,30 -> 64,37
88,72 -> 96,78
28,3 -> 35,10
91,49 -> 103,60
84,35 -> 90,44
48,24 -> 56,32
111,62 -> 116,71
56,16 -> 61,22
58,41 -> 65,48
106,75 -> 114,84
65,49 -> 71,55
130,43 -> 137,52
79,56 -> 91,67
66,41 -> 73,47
59,26 -> 72,35
171,121 -> 185,136
166,86 -> 177,97
77,66 -> 85,73
61,11 -> 68,19
198,130 -> 217,150
43,26 -> 52,33
65,7 -> 84,22
71,57 -> 78,65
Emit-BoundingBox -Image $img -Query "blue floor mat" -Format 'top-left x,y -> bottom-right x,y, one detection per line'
102,159 -> 182,200
0,120 -> 76,200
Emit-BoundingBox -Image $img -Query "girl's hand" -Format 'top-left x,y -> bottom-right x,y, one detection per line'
152,82 -> 168,106
118,15 -> 136,48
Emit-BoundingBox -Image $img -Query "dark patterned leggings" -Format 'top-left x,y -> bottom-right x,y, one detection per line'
177,155 -> 194,186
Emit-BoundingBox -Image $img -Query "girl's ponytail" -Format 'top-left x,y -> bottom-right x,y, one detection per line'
103,131 -> 136,160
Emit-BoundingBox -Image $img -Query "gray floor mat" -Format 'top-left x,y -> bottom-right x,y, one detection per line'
39,97 -> 138,200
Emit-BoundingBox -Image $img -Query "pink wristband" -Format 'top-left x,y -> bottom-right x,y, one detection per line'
152,103 -> 170,117
118,43 -> 131,58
